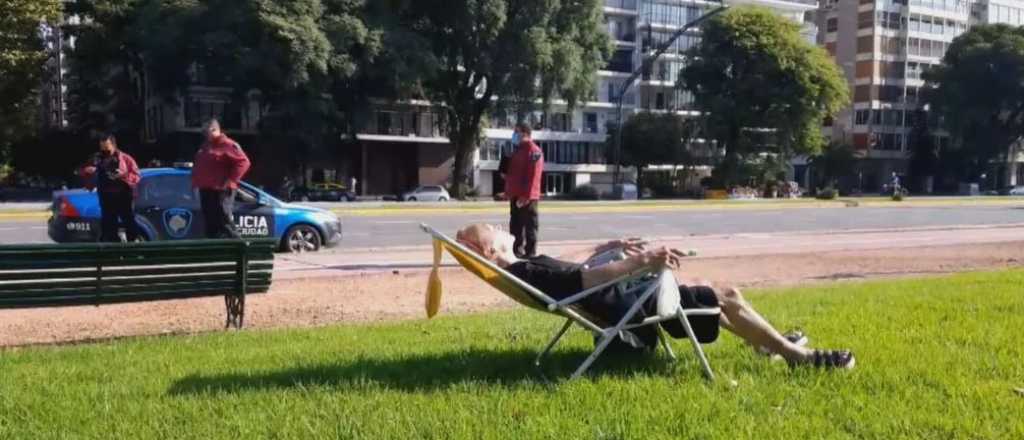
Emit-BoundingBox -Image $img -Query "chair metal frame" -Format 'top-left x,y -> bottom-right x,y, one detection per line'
421,223 -> 718,380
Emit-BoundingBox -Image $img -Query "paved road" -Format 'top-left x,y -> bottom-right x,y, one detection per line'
2,204 -> 1024,247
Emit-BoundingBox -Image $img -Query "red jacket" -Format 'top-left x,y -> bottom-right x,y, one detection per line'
192,134 -> 251,190
505,139 -> 544,201
79,150 -> 140,193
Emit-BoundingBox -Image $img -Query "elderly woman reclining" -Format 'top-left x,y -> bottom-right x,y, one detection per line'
455,223 -> 855,370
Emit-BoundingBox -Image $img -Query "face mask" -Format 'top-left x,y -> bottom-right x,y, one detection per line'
511,131 -> 521,145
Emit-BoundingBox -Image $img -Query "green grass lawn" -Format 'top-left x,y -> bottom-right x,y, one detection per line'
2,271 -> 1023,439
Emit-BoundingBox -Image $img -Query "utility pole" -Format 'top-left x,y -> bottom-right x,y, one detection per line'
612,1 -> 728,191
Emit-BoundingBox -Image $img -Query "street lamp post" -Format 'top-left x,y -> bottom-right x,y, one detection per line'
611,1 -> 729,191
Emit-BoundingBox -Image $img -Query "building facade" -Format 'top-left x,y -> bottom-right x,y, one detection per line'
350,0 -> 819,198
816,0 -> 1024,191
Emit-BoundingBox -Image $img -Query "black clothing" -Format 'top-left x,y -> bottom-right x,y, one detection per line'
98,190 -> 141,242
509,199 -> 539,257
96,153 -> 130,194
199,189 -> 240,239
506,255 -> 720,350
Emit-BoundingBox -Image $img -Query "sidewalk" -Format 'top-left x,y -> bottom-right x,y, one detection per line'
272,223 -> 1024,280
4,196 -> 1023,220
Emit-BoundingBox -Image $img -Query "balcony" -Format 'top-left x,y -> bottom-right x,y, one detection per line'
605,0 -> 637,11
362,110 -> 448,139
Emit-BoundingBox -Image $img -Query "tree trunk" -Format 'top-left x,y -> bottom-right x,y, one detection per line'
449,121 -> 480,200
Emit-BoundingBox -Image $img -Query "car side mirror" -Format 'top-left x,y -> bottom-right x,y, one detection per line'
257,194 -> 270,206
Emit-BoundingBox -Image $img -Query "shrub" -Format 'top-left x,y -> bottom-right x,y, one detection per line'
568,184 -> 601,200
816,187 -> 838,200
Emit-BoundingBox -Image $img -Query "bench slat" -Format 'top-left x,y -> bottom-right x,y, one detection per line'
0,253 -> 274,271
0,239 -> 277,253
0,272 -> 272,294
0,279 -> 272,300
0,262 -> 274,282
0,286 -> 271,309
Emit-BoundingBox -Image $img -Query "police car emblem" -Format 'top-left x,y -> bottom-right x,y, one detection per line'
163,208 -> 193,238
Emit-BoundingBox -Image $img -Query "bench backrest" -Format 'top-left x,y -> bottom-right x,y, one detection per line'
0,239 -> 276,309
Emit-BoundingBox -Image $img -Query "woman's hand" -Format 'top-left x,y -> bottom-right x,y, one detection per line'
639,246 -> 687,270
598,237 -> 647,255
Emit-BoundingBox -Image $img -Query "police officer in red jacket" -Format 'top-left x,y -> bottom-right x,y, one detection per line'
79,133 -> 142,242
505,122 -> 545,257
191,119 -> 251,239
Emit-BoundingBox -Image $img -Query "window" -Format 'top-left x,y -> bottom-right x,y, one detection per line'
138,175 -> 198,209
656,93 -> 665,110
855,110 -> 870,125
584,113 -> 598,134
827,18 -> 838,32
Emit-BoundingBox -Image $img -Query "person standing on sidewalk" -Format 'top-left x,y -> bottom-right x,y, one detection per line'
192,119 -> 251,239
505,122 -> 544,257
79,133 -> 142,242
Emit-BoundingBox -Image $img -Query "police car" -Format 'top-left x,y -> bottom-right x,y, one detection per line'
48,165 -> 342,252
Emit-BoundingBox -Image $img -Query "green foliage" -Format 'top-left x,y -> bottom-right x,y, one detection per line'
810,143 -> 858,189
924,24 -> 1024,181
815,187 -> 837,200
568,184 -> 601,200
617,112 -> 695,170
64,0 -> 381,159
2,271 -> 1024,438
681,6 -> 849,186
0,0 -> 62,163
907,108 -> 938,186
380,0 -> 612,197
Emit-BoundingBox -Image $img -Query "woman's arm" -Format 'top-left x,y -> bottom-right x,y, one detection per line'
579,247 -> 683,289
558,238 -> 647,264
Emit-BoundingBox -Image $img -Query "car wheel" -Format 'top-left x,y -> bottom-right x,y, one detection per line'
408,197 -> 417,202
283,224 -> 322,253
300,195 -> 310,202
439,196 -> 449,202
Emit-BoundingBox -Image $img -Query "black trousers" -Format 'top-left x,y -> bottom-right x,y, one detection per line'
98,190 -> 141,242
199,189 -> 240,239
509,199 -> 539,257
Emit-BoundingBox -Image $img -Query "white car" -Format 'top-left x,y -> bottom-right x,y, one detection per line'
401,185 -> 450,202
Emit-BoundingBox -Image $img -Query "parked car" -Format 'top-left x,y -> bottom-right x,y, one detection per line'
290,182 -> 356,202
48,165 -> 342,252
998,185 -> 1024,196
401,185 -> 450,202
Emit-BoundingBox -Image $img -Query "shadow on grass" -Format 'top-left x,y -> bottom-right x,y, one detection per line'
167,347 -> 684,395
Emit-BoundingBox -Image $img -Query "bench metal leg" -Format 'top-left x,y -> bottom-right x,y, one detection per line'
225,293 -> 245,329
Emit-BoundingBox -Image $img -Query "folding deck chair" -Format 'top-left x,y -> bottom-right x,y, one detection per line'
421,223 -> 719,380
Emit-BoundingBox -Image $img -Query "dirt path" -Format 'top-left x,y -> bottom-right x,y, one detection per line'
1,241 -> 1021,347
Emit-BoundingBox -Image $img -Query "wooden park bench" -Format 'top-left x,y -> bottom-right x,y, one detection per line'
0,239 -> 276,329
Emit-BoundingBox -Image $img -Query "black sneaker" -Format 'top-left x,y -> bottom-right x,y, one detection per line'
795,349 -> 856,370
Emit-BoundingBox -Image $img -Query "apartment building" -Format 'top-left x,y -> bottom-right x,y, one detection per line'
816,0 -> 1024,191
132,1 -> 819,197
482,0 -> 818,198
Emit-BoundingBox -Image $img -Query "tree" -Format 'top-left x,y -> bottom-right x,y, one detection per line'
64,0 -> 380,163
612,112 -> 696,195
907,108 -> 938,192
680,6 -> 848,187
810,143 -> 857,190
923,24 -> 1024,182
379,0 -> 612,197
0,0 -> 61,164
